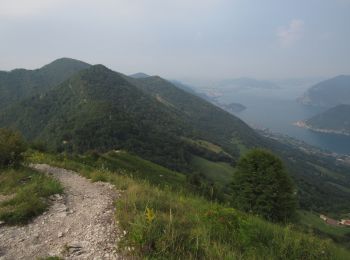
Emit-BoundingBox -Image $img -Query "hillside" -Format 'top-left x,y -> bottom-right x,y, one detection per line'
301,104 -> 350,136
0,63 -> 266,168
26,151 -> 350,259
126,75 -> 350,213
128,75 -> 264,158
299,75 -> 350,107
0,65 -> 194,171
1,59 -> 350,214
0,58 -> 90,109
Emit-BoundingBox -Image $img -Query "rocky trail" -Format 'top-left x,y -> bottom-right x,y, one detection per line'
0,164 -> 124,259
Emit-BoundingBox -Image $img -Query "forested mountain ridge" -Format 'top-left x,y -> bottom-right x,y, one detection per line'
0,65 -> 195,171
299,75 -> 350,107
128,75 -> 265,158
0,58 -> 90,109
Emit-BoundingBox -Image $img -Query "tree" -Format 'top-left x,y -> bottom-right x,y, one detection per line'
0,128 -> 26,167
232,149 -> 297,222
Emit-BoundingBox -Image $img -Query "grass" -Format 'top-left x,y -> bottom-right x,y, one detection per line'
117,183 -> 350,259
190,155 -> 235,185
231,136 -> 248,155
298,211 -> 350,248
28,150 -> 186,188
0,166 -> 63,225
184,138 -> 229,154
98,151 -> 186,187
27,150 -> 350,259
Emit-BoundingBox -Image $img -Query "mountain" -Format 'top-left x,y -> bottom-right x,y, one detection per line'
299,104 -> 350,136
0,65 -> 195,171
170,80 -> 197,94
0,64 -> 264,171
127,75 -> 264,158
299,75 -> 350,107
129,72 -> 150,79
0,58 -> 90,109
170,81 -> 247,114
1,59 -> 350,214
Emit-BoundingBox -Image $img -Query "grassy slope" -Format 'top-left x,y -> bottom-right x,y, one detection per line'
27,151 -> 350,259
299,211 -> 350,249
185,139 -> 228,154
0,166 -> 62,224
190,155 -> 234,185
87,151 -> 186,187
299,211 -> 349,237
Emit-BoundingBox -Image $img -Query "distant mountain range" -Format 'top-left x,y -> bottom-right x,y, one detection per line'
296,104 -> 350,136
299,75 -> 350,108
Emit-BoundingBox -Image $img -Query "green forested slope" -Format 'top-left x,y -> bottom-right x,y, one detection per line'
0,58 -> 90,109
129,75 -> 265,158
0,65 -> 193,171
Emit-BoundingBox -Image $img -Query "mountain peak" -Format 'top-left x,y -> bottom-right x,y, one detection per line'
129,72 -> 150,79
41,58 -> 91,70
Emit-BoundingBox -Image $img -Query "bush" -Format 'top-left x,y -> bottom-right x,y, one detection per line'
0,128 -> 26,167
29,141 -> 48,152
232,148 -> 297,222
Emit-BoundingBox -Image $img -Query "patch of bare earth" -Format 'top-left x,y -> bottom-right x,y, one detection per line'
0,164 -> 125,259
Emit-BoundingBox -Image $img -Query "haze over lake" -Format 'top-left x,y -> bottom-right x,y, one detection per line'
195,80 -> 350,155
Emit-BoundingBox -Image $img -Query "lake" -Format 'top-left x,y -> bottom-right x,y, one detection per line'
217,90 -> 350,155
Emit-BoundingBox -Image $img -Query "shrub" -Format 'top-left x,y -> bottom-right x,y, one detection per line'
232,148 -> 297,222
0,128 -> 26,167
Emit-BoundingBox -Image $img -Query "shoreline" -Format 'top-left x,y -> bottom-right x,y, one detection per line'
293,121 -> 350,137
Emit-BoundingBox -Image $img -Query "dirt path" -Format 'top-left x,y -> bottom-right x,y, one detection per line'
0,164 -> 123,260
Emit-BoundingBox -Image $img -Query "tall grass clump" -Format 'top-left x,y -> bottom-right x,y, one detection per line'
0,167 -> 63,224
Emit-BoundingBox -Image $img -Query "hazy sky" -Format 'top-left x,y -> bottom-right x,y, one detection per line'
1,0 -> 349,79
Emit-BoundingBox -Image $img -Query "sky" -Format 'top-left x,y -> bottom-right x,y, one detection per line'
1,0 -> 349,79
